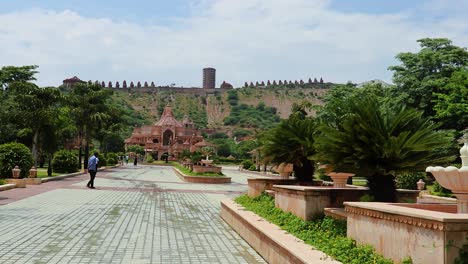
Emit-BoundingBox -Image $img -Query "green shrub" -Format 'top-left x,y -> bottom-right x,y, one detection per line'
248,164 -> 257,171
241,159 -> 254,170
432,181 -> 453,197
396,172 -> 425,190
106,152 -> 118,165
52,150 -> 78,173
98,156 -> 107,168
0,142 -> 33,178
235,194 -> 392,264
146,155 -> 154,163
359,194 -> 375,202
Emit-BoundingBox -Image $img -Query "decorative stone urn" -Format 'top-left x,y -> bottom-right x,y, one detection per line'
327,172 -> 355,188
29,166 -> 37,178
426,143 -> 468,213
200,159 -> 213,166
12,166 -> 21,179
276,163 -> 293,178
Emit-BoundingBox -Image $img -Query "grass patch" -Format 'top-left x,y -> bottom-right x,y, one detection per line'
426,184 -> 455,198
36,168 -> 61,178
352,177 -> 367,186
173,163 -> 225,177
0,179 -> 6,185
235,193 -> 393,264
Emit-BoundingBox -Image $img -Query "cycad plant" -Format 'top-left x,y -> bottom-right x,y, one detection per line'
259,104 -> 317,182
315,94 -> 454,202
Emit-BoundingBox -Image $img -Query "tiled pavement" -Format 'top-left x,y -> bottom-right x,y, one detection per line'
0,165 -> 266,264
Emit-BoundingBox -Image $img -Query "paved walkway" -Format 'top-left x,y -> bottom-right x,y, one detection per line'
0,165 -> 266,264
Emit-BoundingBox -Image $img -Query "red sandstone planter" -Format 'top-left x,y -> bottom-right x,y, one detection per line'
274,163 -> 294,178
172,167 -> 231,184
327,172 -> 354,188
192,165 -> 222,174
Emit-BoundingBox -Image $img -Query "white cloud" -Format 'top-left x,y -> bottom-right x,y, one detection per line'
0,1 -> 467,87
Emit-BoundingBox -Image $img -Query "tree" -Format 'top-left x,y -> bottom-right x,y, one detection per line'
66,83 -> 114,169
433,68 -> 468,132
234,140 -> 258,160
127,145 -> 145,155
0,65 -> 38,89
314,94 -> 454,202
7,82 -> 61,166
388,38 -> 468,118
0,65 -> 40,143
259,103 -> 317,182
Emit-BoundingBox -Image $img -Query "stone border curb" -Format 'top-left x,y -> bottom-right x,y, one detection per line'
41,171 -> 84,183
220,198 -> 341,264
0,183 -> 16,191
172,167 -> 231,184
0,165 -> 122,191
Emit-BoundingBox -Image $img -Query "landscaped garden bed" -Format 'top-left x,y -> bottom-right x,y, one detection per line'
234,193 -> 395,264
172,163 -> 231,183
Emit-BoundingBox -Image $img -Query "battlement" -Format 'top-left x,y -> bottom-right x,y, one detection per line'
244,77 -> 325,88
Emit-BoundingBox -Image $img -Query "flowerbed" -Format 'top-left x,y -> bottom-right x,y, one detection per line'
235,193 -> 394,264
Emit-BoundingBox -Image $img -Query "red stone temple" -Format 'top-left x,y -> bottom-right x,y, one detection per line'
124,105 -> 205,160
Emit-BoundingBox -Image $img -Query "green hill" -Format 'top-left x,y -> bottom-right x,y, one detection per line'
112,83 -> 333,134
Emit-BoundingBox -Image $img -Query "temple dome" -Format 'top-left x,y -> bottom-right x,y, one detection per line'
154,105 -> 183,127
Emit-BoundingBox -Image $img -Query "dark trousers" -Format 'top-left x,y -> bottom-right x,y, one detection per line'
87,170 -> 96,187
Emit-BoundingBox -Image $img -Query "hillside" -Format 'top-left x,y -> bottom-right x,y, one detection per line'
112,84 -> 332,132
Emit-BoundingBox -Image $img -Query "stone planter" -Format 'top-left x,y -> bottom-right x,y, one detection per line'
345,202 -> 468,264
327,172 -> 354,188
200,159 -> 213,166
6,178 -> 26,188
12,166 -> 20,179
247,178 -> 297,197
25,178 -> 42,185
275,163 -> 293,178
29,166 -> 37,178
272,185 -> 368,220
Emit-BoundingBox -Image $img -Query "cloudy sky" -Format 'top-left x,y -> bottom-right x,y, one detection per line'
1,0 -> 467,87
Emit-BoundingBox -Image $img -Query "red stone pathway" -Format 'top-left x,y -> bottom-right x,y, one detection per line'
0,173 -> 90,205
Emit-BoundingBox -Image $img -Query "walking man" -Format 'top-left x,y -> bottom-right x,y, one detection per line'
87,152 -> 99,189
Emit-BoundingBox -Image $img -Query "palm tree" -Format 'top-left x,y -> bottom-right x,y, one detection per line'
314,94 -> 455,202
259,103 -> 317,182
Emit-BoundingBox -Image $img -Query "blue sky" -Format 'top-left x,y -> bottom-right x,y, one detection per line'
1,0 -> 467,87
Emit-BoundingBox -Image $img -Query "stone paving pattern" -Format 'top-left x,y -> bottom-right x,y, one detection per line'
0,165 -> 266,263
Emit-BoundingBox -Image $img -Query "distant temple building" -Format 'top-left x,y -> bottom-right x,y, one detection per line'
124,105 -> 205,160
62,76 -> 85,87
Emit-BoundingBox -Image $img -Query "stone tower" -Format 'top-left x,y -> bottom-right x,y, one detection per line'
203,68 -> 216,89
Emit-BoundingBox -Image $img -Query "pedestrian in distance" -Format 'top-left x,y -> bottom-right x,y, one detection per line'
87,152 -> 99,189
134,155 -> 138,166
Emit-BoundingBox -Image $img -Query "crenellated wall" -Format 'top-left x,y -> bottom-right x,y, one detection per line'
244,77 -> 326,88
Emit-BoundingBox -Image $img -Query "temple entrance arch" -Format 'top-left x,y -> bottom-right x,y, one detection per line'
163,129 -> 173,146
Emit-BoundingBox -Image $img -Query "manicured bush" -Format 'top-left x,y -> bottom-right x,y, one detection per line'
146,155 -> 154,163
241,159 -> 254,170
396,172 -> 425,190
52,150 -> 78,174
106,152 -> 118,165
98,156 -> 107,168
0,142 -> 33,178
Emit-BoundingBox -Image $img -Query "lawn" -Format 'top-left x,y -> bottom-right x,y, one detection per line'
36,168 -> 62,178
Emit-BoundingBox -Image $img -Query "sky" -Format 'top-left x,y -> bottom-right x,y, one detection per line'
1,0 -> 468,88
